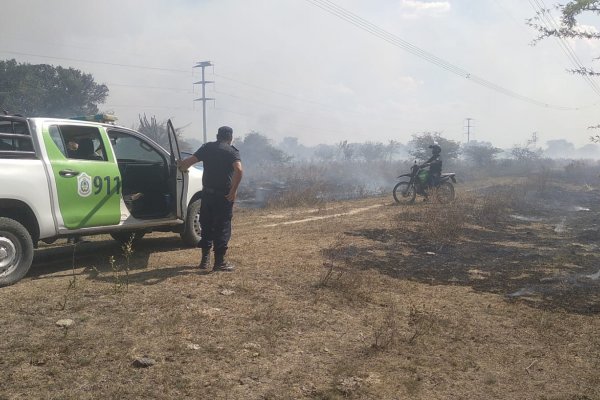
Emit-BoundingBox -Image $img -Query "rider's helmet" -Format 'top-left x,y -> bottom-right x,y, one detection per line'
429,143 -> 441,156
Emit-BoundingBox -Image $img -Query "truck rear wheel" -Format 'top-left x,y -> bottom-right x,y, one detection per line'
180,198 -> 202,247
0,217 -> 34,287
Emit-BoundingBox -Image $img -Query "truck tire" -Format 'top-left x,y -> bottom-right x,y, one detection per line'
0,217 -> 34,287
110,231 -> 145,245
180,198 -> 201,247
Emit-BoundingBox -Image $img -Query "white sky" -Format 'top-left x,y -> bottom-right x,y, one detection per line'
2,0 -> 600,148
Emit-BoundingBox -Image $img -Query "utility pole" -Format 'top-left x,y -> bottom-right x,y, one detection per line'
193,61 -> 214,144
464,118 -> 474,143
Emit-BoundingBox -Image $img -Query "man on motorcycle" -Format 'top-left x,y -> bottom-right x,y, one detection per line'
421,144 -> 442,188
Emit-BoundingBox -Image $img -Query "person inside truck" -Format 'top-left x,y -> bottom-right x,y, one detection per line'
74,138 -> 103,161
66,138 -> 79,158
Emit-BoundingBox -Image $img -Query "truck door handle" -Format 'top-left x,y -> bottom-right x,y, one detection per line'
59,169 -> 80,178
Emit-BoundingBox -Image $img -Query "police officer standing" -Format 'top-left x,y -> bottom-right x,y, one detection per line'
178,126 -> 243,272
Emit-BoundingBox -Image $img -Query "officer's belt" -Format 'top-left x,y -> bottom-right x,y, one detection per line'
203,187 -> 228,196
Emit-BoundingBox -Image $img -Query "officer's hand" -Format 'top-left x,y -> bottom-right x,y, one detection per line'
225,191 -> 236,202
176,160 -> 187,172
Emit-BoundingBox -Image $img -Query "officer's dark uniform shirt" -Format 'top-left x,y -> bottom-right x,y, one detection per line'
425,154 -> 442,175
193,141 -> 241,193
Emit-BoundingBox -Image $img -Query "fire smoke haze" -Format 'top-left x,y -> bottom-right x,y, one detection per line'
2,0 -> 600,149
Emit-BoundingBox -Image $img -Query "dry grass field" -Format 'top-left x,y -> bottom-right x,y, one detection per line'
0,178 -> 599,399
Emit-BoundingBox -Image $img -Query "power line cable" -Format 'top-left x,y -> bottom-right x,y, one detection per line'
0,50 -> 191,74
104,103 -> 193,111
304,0 -> 583,110
107,82 -> 192,92
528,0 -> 600,97
214,105 -> 351,136
490,0 -> 528,27
213,72 -> 346,111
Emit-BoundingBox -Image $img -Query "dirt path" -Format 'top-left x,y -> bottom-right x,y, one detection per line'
260,204 -> 384,227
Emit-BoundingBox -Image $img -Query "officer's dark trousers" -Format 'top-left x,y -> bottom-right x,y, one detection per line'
198,192 -> 233,254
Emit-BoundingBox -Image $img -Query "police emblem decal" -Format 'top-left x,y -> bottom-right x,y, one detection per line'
77,173 -> 92,197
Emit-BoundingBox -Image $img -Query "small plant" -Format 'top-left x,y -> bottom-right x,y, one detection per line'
412,201 -> 470,249
371,302 -> 400,350
56,276 -> 76,311
109,255 -> 123,293
473,192 -> 513,225
407,304 -> 436,344
57,241 -> 79,310
121,236 -> 135,290
317,261 -> 338,287
109,237 -> 136,293
266,183 -> 327,208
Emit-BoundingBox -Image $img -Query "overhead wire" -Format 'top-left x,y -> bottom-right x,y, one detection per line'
213,72 -> 346,112
304,0 -> 582,110
214,105 -> 353,137
0,47 -> 411,118
528,0 -> 600,97
0,50 -> 191,74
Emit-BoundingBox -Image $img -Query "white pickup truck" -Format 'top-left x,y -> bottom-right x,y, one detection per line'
0,115 -> 204,287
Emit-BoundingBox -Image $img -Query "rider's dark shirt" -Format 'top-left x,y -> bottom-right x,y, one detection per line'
193,141 -> 241,193
425,154 -> 442,175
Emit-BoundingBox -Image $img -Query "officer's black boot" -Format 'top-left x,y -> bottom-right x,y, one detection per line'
213,249 -> 235,272
199,248 -> 211,270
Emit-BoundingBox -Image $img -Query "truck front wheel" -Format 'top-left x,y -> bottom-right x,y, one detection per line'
0,217 -> 34,287
180,198 -> 201,247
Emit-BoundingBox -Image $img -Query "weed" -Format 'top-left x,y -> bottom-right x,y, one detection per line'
57,242 -> 79,310
109,255 -> 123,294
370,302 -> 400,350
319,239 -> 373,303
252,301 -> 293,345
407,304 -> 436,344
121,236 -> 134,290
318,261 -> 338,287
473,192 -> 513,225
109,237 -> 136,293
56,278 -> 77,311
409,201 -> 470,248
266,183 -> 327,208
526,167 -> 552,195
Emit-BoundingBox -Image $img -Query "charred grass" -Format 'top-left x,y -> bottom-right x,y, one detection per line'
0,179 -> 599,399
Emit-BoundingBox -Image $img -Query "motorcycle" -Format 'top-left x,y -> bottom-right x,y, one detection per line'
393,161 -> 456,204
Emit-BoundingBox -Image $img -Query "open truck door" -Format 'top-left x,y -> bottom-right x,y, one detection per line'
167,119 -> 188,220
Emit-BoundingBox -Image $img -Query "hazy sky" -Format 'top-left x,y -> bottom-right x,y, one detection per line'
2,0 -> 600,148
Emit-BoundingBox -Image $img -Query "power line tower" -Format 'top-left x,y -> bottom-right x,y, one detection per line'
193,61 -> 214,144
464,118 -> 474,143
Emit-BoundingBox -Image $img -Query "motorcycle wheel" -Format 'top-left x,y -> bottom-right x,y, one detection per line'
393,182 -> 416,204
435,182 -> 455,204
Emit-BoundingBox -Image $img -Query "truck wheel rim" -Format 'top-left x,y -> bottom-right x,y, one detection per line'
0,233 -> 21,277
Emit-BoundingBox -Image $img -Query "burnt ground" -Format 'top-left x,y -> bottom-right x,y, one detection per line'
1,178 -> 599,399
330,182 -> 600,315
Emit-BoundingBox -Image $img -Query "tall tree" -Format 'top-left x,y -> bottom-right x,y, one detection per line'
511,133 -> 543,162
463,142 -> 503,167
0,59 -> 108,117
408,132 -> 461,162
234,131 -> 291,167
137,114 -> 191,152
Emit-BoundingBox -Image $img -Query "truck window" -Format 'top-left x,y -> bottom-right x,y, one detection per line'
108,131 -> 164,163
0,119 -> 35,158
49,125 -> 108,161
